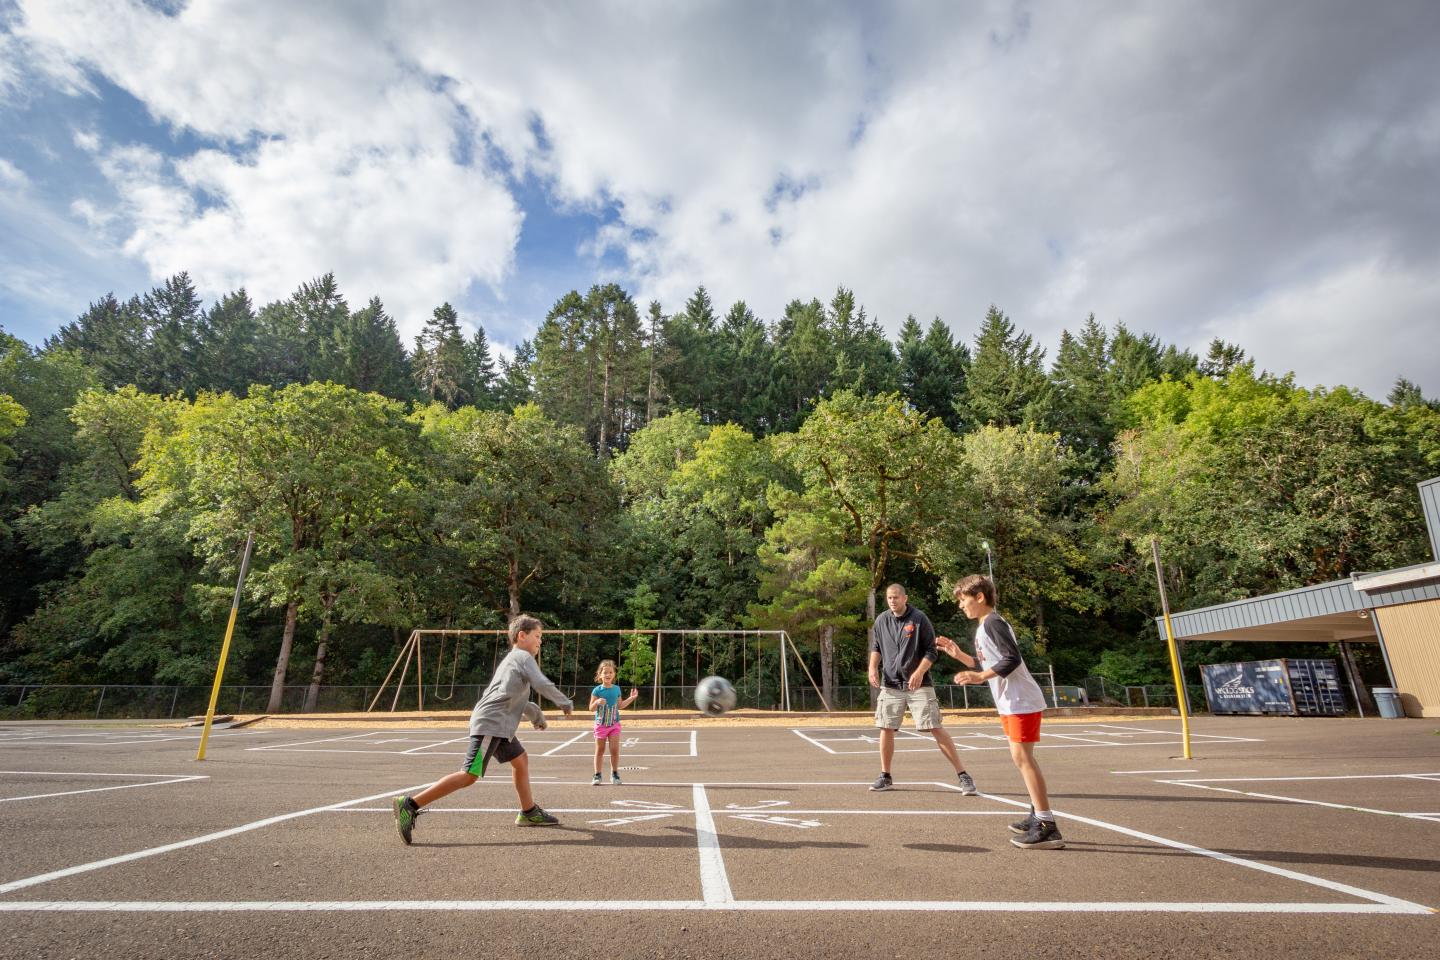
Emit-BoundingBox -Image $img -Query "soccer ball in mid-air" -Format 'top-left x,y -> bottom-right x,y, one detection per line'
694,676 -> 738,716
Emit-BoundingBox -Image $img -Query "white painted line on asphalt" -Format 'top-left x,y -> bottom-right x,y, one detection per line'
0,770 -> 200,777
0,781 -> 432,895
401,736 -> 469,755
816,741 -> 1215,754
0,776 -> 206,803
692,784 -> 733,904
1112,769 -> 1200,774
690,730 -> 698,757
1037,732 -> 1126,746
1159,781 -> 1440,822
789,729 -> 838,754
1091,723 -> 1264,743
1170,773 -> 1440,783
0,900 -> 1426,915
540,731 -> 591,757
331,807 -> 1017,815
936,782 -> 1431,912
246,731 -> 387,752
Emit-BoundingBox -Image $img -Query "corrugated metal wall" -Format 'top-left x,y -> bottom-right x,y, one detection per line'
1421,477 -> 1440,562
1376,599 -> 1440,718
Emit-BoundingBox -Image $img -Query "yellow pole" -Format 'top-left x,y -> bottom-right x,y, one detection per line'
1150,536 -> 1193,760
197,532 -> 255,761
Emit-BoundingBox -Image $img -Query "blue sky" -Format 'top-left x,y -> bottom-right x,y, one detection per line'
2,1 -> 1438,394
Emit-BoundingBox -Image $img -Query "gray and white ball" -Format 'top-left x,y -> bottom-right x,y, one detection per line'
694,676 -> 738,716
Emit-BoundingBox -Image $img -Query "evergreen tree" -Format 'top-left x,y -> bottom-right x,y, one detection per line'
1050,314 -> 1115,476
898,315 -> 968,428
1199,338 -> 1247,379
714,300 -> 773,433
413,302 -> 469,409
46,293 -> 147,389
1388,377 -> 1439,411
769,297 -> 832,433
660,286 -> 724,421
139,273 -> 203,395
532,290 -> 592,429
196,289 -> 260,395
495,339 -> 534,410
464,326 -> 499,409
956,305 -> 1053,430
317,296 -> 412,399
827,287 -> 898,398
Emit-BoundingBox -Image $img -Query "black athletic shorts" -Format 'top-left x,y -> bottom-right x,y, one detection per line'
462,734 -> 525,777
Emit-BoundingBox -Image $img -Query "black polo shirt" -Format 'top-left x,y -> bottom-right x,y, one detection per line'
870,604 -> 937,689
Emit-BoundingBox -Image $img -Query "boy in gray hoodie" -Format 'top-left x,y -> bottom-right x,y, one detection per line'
392,614 -> 573,843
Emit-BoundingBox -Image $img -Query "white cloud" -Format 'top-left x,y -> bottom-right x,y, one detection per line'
1206,259 -> 1440,398
0,156 -> 27,186
7,0 -> 1440,394
14,0 -> 523,328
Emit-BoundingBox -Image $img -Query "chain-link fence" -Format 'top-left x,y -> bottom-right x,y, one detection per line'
2,678 -> 1102,720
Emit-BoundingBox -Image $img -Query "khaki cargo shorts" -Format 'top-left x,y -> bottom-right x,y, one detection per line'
874,686 -> 943,731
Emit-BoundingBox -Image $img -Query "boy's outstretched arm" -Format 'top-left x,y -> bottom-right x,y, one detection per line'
522,701 -> 548,730
935,635 -> 976,668
523,657 -> 575,715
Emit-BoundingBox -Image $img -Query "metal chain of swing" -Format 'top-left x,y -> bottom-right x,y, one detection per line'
431,630 -> 460,701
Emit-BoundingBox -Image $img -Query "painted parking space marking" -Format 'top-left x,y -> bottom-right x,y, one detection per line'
544,731 -> 698,758
933,782 -> 1431,914
0,777 -> 1429,915
1157,772 -> 1440,822
792,724 -> 1263,754
0,771 -> 208,803
0,781 -> 432,895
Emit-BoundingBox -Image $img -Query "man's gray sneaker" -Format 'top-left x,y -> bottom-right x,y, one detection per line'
869,773 -> 894,791
1009,806 -> 1037,835
956,772 -> 978,796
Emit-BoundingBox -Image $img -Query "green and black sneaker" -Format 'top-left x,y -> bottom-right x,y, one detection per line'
392,796 -> 420,845
516,804 -> 560,827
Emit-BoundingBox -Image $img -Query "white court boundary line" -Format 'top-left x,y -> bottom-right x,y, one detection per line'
0,781 -> 430,895
332,807 -> 1017,816
1167,773 -> 1440,783
691,784 -> 733,904
541,731 -> 590,756
791,725 -> 1263,754
934,782 -> 1430,913
0,770 -> 207,803
0,900 -> 1426,914
1,780 -> 1429,915
1158,776 -> 1440,823
246,731 -> 388,752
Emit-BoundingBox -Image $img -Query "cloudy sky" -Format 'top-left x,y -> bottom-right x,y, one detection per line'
2,0 -> 1437,396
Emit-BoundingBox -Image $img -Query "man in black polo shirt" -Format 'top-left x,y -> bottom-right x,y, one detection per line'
867,583 -> 977,795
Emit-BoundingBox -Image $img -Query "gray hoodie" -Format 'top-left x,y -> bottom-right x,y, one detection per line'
468,646 -> 573,738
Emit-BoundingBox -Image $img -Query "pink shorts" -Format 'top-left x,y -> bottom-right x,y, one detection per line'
594,723 -> 621,740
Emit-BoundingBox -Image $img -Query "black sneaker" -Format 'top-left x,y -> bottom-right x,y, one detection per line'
516,805 -> 560,827
392,796 -> 420,845
1008,806 -> 1037,835
956,771 -> 978,796
1011,818 -> 1065,849
869,773 -> 894,792
591,773 -> 601,787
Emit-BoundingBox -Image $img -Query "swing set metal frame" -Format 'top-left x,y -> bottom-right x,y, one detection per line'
365,628 -> 831,713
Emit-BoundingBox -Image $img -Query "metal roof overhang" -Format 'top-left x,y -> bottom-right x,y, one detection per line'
1156,562 -> 1440,644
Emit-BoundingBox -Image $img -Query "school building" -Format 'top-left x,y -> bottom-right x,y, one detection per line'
1158,477 -> 1440,718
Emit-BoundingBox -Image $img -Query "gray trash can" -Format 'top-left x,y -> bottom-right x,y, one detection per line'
1371,687 -> 1404,719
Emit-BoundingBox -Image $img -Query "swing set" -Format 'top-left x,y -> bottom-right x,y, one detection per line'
365,628 -> 831,713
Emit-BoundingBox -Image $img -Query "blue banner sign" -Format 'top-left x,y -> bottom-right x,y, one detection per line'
1201,660 -> 1294,715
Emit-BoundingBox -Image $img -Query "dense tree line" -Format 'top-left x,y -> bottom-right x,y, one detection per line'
2,271 -> 1437,708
